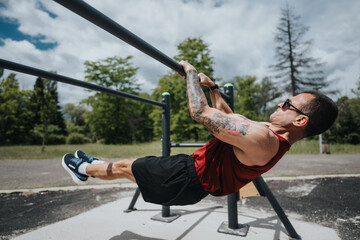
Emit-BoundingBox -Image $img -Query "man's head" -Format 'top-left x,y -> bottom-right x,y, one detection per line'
270,91 -> 338,138
300,91 -> 338,137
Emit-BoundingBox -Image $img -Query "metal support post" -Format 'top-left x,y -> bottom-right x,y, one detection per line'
253,176 -> 301,239
151,92 -> 181,223
124,188 -> 141,213
224,83 -> 234,110
218,83 -> 249,236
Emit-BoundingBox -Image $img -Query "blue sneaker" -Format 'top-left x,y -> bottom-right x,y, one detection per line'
62,153 -> 88,184
75,150 -> 98,163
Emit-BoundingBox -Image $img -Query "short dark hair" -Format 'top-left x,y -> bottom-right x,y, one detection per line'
300,91 -> 338,137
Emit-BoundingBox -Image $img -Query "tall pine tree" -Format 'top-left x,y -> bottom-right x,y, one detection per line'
31,77 -> 58,151
271,5 -> 331,96
32,77 -> 66,135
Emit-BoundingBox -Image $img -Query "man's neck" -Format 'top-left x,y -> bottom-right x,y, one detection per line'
267,124 -> 303,145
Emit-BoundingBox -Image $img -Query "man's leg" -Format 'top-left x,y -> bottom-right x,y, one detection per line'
62,152 -> 137,184
86,159 -> 137,183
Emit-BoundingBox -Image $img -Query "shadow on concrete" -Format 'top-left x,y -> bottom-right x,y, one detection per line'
127,205 -> 222,215
123,206 -> 223,240
243,215 -> 288,239
110,231 -> 165,240
175,206 -> 222,240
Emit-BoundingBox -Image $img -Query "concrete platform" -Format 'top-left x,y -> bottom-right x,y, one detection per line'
12,196 -> 340,240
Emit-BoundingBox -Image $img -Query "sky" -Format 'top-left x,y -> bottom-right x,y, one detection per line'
0,0 -> 359,106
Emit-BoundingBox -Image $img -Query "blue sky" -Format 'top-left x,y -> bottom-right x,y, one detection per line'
0,2 -> 57,50
0,0 -> 359,105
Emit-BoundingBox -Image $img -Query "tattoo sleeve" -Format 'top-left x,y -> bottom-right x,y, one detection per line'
186,69 -> 250,136
186,69 -> 209,120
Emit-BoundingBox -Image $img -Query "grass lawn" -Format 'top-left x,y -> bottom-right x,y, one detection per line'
0,141 -> 199,160
0,140 -> 359,160
288,139 -> 360,154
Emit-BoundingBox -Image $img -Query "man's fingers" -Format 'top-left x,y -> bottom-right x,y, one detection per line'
179,60 -> 200,82
198,73 -> 208,81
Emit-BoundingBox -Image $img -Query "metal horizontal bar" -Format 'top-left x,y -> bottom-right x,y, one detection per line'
54,0 -> 186,77
171,143 -> 206,148
0,59 -> 165,107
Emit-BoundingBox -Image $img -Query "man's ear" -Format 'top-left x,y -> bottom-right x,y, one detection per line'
293,115 -> 309,128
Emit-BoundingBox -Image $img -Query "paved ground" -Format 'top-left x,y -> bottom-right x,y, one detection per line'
0,154 -> 359,190
0,154 -> 359,240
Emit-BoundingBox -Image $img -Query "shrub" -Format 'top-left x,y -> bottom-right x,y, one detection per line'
66,133 -> 90,144
47,134 -> 66,145
346,133 -> 360,145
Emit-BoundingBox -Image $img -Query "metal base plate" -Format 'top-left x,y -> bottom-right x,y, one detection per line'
151,212 -> 181,223
123,208 -> 137,213
217,221 -> 249,237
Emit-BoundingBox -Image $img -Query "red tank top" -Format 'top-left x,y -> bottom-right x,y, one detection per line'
192,131 -> 291,196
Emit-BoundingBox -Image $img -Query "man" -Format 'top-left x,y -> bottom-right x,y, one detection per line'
62,61 -> 338,206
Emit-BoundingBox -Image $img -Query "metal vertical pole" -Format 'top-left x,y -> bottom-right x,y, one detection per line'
225,84 -> 238,228
224,83 -> 234,111
218,83 -> 249,236
162,92 -> 171,217
151,92 -> 181,223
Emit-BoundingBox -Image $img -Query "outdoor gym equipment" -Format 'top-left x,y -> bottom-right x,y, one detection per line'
0,0 -> 301,239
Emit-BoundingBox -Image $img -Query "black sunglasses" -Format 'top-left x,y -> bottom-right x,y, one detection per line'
282,99 -> 310,118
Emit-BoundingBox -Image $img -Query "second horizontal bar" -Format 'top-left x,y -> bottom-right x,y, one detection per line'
0,59 -> 165,107
171,143 -> 206,148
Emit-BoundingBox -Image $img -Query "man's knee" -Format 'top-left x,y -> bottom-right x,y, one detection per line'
113,159 -> 135,172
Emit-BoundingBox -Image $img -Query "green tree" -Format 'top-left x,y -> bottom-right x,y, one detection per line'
31,76 -> 66,144
325,96 -> 360,144
271,5 -> 332,95
174,37 -> 215,78
152,37 -> 215,141
83,56 -> 142,144
351,77 -> 360,98
62,103 -> 91,141
0,73 -> 34,145
32,77 -> 58,151
49,79 -> 67,136
62,103 -> 87,126
132,93 -> 155,142
232,76 -> 263,121
231,76 -> 281,121
257,77 -> 282,119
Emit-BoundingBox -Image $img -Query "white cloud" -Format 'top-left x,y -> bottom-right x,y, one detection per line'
0,0 -> 359,106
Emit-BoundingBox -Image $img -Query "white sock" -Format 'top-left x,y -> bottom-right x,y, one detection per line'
78,162 -> 90,176
91,160 -> 105,165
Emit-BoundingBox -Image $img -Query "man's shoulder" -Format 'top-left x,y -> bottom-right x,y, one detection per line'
239,125 -> 280,166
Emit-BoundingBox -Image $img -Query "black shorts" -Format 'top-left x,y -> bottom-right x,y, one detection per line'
131,154 -> 208,206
